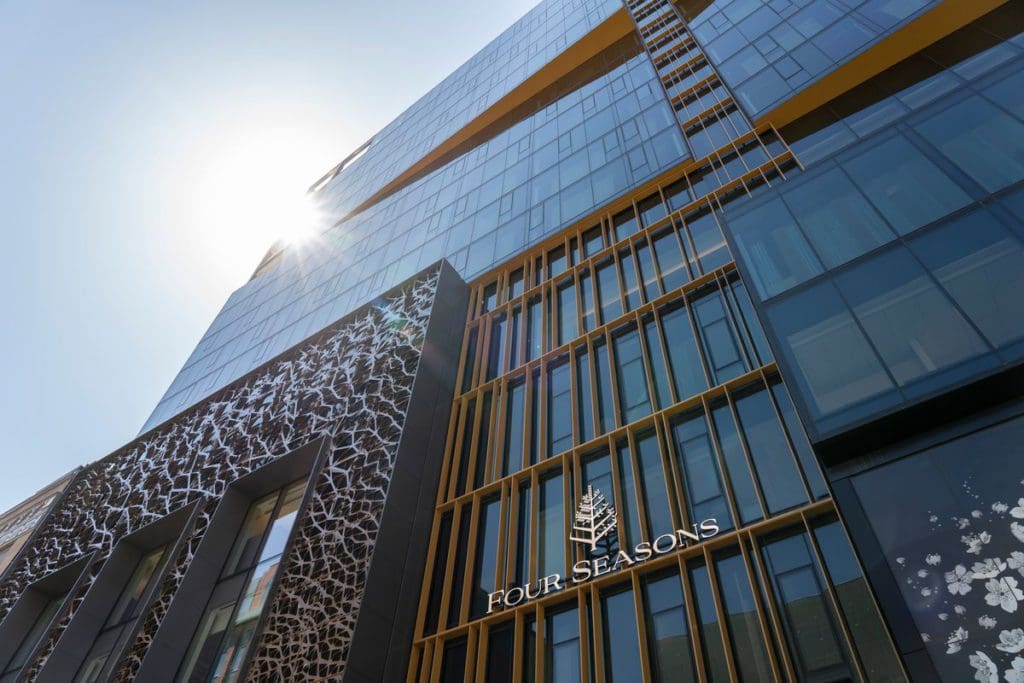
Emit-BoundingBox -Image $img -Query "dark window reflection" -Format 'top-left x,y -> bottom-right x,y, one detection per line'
643,571 -> 698,683
601,588 -> 643,682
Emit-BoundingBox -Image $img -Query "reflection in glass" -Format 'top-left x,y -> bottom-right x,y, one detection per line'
548,361 -> 572,457
710,403 -> 762,525
470,497 -> 502,618
576,351 -> 594,444
635,431 -> 674,539
766,281 -> 896,420
613,329 -> 652,424
761,531 -> 851,680
783,167 -> 894,268
503,379 -> 525,475
834,247 -> 990,389
672,411 -> 733,531
914,95 -> 1024,193
726,196 -> 823,299
910,210 -> 1024,351
643,571 -> 697,683
594,341 -> 616,434
486,621 -> 514,683
692,291 -> 746,385
601,589 -> 643,681
689,563 -> 730,683
660,304 -> 706,401
539,472 -> 565,578
545,605 -> 580,683
733,387 -> 807,513
844,135 -> 970,235
813,519 -> 906,682
715,552 -> 773,682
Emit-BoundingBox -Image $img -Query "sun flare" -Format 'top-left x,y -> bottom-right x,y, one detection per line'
190,130 -> 333,277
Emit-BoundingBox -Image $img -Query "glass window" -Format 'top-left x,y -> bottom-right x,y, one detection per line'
583,225 -> 604,256
601,589 -> 643,681
594,341 -> 615,433
223,493 -> 277,578
487,314 -> 507,381
652,228 -> 689,292
613,329 -> 652,424
685,210 -> 730,274
766,281 -> 896,420
76,545 -> 168,682
424,512 -> 452,635
2,592 -> 65,681
486,621 -> 514,683
548,246 -> 567,279
452,401 -> 475,497
692,290 -> 747,386
642,319 -> 672,410
733,386 -> 808,513
710,402 -> 763,525
844,135 -> 971,235
726,278 -> 773,365
616,441 -> 643,548
470,497 -> 502,618
515,485 -> 531,585
910,210 -> 1024,351
178,479 -> 306,683
620,250 -> 642,311
834,247 -> 991,391
614,207 -> 639,242
914,95 -> 1024,193
545,605 -> 580,683
509,307 -> 522,370
461,328 -> 478,393
783,167 -> 895,268
579,271 -> 596,332
769,381 -> 828,499
715,552 -> 773,682
638,192 -> 668,227
726,197 -> 824,299
548,361 -> 573,458
526,297 -> 543,362
636,241 -> 661,301
558,283 -> 578,345
596,260 -> 623,324
813,519 -> 906,683
539,472 -> 565,578
660,304 -> 707,401
440,637 -> 467,683
688,563 -> 730,683
509,269 -> 524,299
576,352 -> 594,445
522,614 -> 537,683
643,572 -> 698,683
761,531 -> 852,680
503,380 -> 525,476
636,431 -> 675,540
581,451 -> 617,556
529,371 -> 541,466
672,411 -> 733,532
446,506 -> 472,628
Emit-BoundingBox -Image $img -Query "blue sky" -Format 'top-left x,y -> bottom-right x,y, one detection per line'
0,0 -> 537,511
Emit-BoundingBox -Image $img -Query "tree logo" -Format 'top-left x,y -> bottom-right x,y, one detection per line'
569,485 -> 617,552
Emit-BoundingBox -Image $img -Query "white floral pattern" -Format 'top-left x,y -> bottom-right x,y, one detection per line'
997,629 -> 1024,654
895,475 -> 1024,681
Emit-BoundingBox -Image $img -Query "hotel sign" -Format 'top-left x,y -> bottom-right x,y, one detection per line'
487,485 -> 720,614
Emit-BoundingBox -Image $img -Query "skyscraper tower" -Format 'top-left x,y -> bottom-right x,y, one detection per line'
2,1 -> 1023,680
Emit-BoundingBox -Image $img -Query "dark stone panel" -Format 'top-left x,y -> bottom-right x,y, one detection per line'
345,261 -> 469,683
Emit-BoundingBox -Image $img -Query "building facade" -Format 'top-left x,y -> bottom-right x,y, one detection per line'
1,0 -> 1023,681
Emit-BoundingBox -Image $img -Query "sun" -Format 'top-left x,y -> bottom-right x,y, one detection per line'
190,130 -> 334,278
